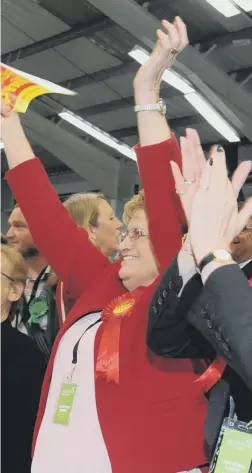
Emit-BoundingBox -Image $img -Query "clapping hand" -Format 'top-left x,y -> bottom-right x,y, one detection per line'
189,146 -> 252,264
170,128 -> 206,223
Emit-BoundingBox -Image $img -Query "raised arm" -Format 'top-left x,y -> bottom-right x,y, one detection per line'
2,107 -> 109,299
133,18 -> 189,271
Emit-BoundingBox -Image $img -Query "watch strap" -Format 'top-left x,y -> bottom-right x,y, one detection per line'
134,103 -> 161,113
198,253 -> 216,272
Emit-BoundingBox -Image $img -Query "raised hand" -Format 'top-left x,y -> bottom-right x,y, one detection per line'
190,146 -> 252,264
170,128 -> 206,223
134,17 -> 189,91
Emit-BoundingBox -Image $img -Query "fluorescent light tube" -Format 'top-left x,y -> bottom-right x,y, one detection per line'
234,0 -> 252,11
185,92 -> 240,142
59,111 -> 136,161
204,0 -> 240,17
128,47 -> 194,94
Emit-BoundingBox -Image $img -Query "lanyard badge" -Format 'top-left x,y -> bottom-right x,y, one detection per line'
210,418 -> 252,473
53,317 -> 101,426
53,381 -> 77,426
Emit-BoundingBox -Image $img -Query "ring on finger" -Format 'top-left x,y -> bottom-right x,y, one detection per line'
170,47 -> 180,55
184,178 -> 196,185
176,189 -> 186,196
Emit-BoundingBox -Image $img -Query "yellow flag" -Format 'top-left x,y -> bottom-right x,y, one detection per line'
1,62 -> 76,113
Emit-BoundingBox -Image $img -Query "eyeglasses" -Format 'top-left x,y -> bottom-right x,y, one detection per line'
1,271 -> 16,283
118,228 -> 149,244
241,225 -> 252,233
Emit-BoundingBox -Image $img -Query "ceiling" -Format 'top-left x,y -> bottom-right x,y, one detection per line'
1,0 -> 252,200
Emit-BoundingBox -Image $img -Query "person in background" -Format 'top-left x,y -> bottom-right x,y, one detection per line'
147,135 -> 252,457
6,205 -> 58,360
1,237 -> 46,473
48,192 -> 122,323
231,201 -> 252,276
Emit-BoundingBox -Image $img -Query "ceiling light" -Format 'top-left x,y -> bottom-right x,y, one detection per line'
234,0 -> 252,11
203,0 -> 240,17
185,92 -> 240,142
128,47 -> 194,94
58,111 -> 136,161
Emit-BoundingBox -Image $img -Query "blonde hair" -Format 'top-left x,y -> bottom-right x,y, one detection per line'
1,243 -> 28,285
123,190 -> 145,225
48,192 -> 105,287
63,192 -> 105,229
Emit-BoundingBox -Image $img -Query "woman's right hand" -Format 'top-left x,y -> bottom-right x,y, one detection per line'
133,17 -> 188,100
1,96 -> 20,140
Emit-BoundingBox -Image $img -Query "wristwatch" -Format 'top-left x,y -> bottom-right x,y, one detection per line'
198,249 -> 233,272
134,98 -> 166,116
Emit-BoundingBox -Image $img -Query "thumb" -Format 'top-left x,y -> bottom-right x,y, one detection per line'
232,161 -> 252,199
237,197 -> 252,234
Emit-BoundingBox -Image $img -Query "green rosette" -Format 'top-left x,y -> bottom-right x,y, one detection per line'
28,296 -> 49,325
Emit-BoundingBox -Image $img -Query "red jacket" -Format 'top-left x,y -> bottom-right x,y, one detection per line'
6,136 -> 208,473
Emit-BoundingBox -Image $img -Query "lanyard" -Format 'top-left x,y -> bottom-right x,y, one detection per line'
22,266 -> 49,324
68,317 -> 102,379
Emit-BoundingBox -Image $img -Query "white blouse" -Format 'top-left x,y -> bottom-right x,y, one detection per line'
31,311 -> 204,473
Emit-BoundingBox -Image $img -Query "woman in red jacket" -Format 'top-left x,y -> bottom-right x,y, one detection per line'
2,17 -> 209,473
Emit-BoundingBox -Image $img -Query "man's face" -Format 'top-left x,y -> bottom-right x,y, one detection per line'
231,215 -> 252,264
6,207 -> 38,258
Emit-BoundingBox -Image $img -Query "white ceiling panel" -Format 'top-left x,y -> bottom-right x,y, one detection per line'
10,49 -> 83,82
1,17 -> 34,54
2,0 -> 69,42
57,82 -> 119,110
56,37 -> 122,74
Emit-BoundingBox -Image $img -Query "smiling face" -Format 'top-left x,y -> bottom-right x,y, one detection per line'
231,215 -> 252,264
118,209 -> 159,291
6,207 -> 39,258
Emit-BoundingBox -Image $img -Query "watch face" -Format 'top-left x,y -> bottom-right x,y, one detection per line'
214,249 -> 231,261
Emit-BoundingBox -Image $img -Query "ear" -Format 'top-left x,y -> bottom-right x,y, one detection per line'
8,282 -> 24,303
87,223 -> 97,242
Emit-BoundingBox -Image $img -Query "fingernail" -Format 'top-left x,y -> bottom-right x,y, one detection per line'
209,158 -> 213,166
217,145 -> 224,152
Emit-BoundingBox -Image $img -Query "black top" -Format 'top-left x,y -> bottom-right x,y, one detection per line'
1,319 -> 46,473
